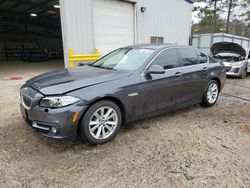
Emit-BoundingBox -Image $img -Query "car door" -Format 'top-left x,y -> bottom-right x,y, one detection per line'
136,48 -> 185,117
177,47 -> 209,104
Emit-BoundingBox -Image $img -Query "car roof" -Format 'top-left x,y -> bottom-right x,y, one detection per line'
123,43 -> 192,50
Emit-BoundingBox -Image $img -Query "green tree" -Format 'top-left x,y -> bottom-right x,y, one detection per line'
192,0 -> 250,37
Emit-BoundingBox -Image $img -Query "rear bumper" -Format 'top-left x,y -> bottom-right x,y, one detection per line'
20,102 -> 87,140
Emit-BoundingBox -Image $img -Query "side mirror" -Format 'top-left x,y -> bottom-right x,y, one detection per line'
145,65 -> 165,75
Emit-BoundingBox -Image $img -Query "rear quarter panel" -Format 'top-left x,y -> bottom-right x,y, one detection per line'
207,62 -> 226,91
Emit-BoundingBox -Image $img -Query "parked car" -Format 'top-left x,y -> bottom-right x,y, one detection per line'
247,50 -> 250,73
211,42 -> 249,78
20,44 -> 226,144
21,48 -> 48,62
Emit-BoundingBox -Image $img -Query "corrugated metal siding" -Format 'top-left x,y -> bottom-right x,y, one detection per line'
60,0 -> 192,67
192,33 -> 250,54
93,0 -> 135,55
59,0 -> 95,67
136,0 -> 192,45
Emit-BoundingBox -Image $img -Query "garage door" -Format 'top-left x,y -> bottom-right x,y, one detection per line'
93,0 -> 135,56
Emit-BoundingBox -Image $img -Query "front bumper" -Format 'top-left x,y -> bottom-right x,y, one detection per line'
225,66 -> 245,77
20,102 -> 87,140
223,61 -> 247,77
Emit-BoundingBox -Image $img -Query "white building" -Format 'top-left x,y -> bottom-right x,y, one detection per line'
59,0 -> 193,67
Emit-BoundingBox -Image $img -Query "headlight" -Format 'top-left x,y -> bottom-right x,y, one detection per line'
40,96 -> 80,108
233,61 -> 244,67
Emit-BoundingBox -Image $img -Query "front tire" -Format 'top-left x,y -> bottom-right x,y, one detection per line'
80,100 -> 122,145
240,68 -> 247,79
201,80 -> 219,107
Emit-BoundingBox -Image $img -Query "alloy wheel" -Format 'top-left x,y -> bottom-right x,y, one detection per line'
207,83 -> 218,104
89,106 -> 118,140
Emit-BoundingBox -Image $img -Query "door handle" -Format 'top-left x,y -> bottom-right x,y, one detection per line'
175,72 -> 182,77
203,67 -> 208,71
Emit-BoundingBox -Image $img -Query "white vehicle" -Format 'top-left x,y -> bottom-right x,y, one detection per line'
247,50 -> 250,73
211,42 -> 249,79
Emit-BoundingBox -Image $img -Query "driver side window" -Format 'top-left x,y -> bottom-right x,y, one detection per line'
153,48 -> 179,69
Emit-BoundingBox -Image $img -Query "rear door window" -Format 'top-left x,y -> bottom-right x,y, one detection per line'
196,50 -> 208,64
153,48 -> 179,69
179,48 -> 199,66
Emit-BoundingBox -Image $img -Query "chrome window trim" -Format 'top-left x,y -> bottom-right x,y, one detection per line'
141,47 -> 178,76
141,47 -> 209,76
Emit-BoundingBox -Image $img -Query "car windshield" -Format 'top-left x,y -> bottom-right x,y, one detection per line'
91,48 -> 155,71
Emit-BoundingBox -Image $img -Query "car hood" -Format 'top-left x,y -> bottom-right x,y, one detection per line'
211,42 -> 246,57
26,65 -> 132,95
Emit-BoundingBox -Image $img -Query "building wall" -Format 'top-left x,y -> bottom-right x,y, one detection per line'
59,0 -> 193,67
59,0 -> 95,65
136,0 -> 193,45
192,33 -> 250,54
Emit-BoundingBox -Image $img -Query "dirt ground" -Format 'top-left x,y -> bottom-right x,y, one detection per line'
0,61 -> 250,188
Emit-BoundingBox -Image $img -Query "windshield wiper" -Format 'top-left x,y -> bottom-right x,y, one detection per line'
90,65 -> 115,70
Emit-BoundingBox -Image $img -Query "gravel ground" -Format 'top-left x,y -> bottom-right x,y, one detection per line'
0,62 -> 249,187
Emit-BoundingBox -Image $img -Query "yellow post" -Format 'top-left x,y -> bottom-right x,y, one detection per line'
69,48 -> 74,68
69,48 -> 101,68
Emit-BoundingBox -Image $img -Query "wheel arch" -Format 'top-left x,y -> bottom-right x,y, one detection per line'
210,77 -> 221,91
76,96 -> 127,137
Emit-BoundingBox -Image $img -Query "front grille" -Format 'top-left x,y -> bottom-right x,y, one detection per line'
21,94 -> 32,109
226,67 -> 232,72
234,68 -> 240,73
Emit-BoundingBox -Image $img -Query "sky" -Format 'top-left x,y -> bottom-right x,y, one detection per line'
192,2 -> 207,24
192,1 -> 250,24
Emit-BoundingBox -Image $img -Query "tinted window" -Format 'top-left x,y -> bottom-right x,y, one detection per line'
196,50 -> 208,64
209,56 -> 218,63
179,48 -> 199,66
153,49 -> 179,69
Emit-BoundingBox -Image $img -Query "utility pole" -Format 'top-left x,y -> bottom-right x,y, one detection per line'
211,0 -> 219,48
212,0 -> 218,34
226,0 -> 233,33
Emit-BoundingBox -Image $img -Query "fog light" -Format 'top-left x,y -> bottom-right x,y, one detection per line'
234,68 -> 240,73
51,127 -> 57,134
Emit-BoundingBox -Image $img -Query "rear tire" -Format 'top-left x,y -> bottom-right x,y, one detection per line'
201,80 -> 219,107
80,100 -> 122,145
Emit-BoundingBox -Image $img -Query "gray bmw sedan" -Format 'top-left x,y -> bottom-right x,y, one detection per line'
20,44 -> 226,144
